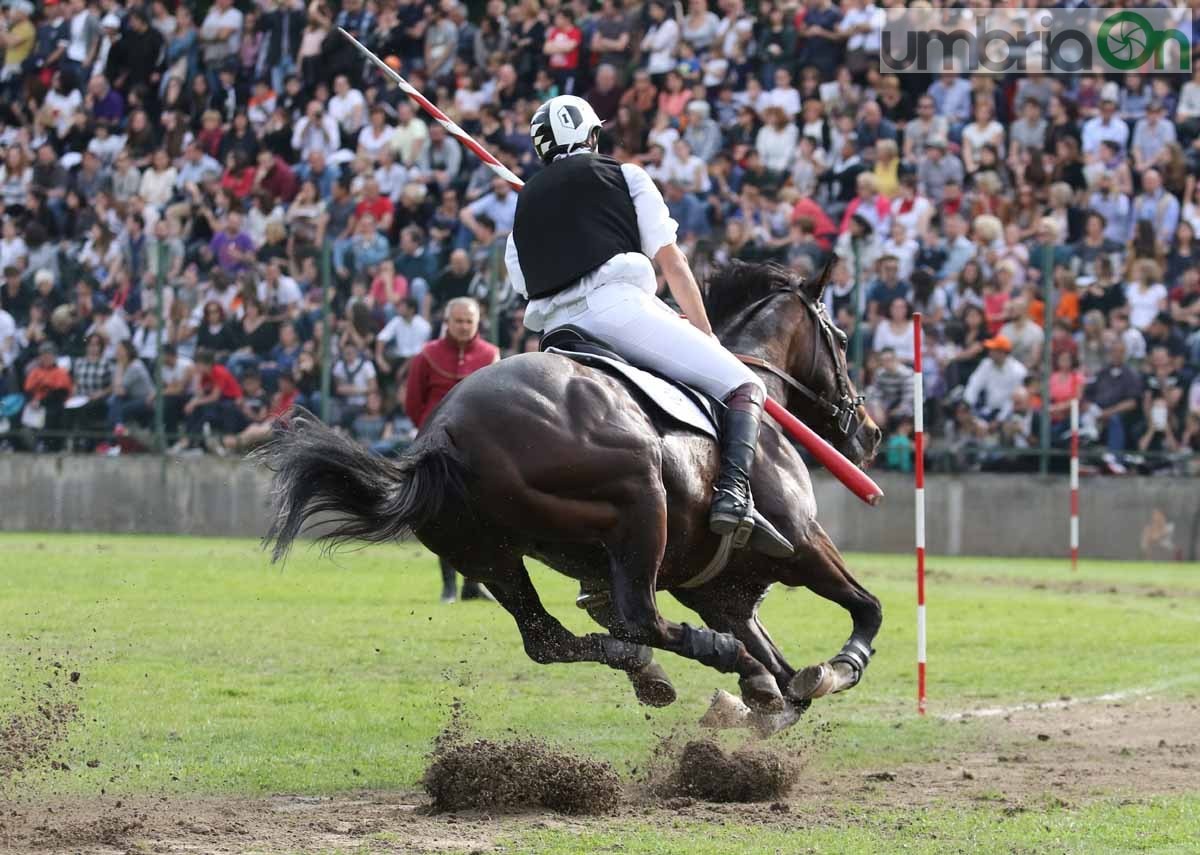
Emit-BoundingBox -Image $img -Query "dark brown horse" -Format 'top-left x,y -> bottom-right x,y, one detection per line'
259,262 -> 883,724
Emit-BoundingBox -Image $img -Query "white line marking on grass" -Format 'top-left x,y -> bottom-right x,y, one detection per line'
942,677 -> 1198,721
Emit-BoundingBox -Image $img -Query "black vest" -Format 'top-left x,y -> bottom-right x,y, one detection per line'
512,155 -> 642,299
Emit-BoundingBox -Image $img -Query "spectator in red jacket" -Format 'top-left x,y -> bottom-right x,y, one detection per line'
405,297 -> 499,603
405,297 -> 500,430
171,347 -> 244,454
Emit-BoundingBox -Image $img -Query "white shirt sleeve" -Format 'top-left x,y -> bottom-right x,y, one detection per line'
504,231 -> 528,299
620,162 -> 679,258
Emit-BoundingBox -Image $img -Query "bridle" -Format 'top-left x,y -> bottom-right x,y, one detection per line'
731,288 -> 865,441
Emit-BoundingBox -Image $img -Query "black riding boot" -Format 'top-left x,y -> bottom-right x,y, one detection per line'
709,383 -> 794,557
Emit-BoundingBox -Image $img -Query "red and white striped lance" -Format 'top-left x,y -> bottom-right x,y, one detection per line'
338,28 -> 525,192
913,313 -> 926,715
1070,397 -> 1079,571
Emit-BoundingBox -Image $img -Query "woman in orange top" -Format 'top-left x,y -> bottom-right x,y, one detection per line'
1048,349 -> 1084,431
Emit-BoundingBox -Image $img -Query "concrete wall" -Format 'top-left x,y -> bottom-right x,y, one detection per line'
2,455 -> 1198,561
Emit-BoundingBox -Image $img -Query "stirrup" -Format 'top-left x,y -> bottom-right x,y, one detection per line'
710,504 -> 754,548
749,509 -> 795,557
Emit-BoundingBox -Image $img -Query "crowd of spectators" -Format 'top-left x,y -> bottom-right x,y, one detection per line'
0,0 -> 1198,473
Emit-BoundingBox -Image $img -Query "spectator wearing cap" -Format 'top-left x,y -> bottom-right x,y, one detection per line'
1085,338 -> 1142,452
964,335 -> 1028,423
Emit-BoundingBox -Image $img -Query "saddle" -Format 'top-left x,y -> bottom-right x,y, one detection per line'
540,325 -> 722,441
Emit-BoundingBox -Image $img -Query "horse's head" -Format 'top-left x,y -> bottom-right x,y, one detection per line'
706,261 -> 882,467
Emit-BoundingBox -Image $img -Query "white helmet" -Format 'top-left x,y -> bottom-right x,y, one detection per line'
530,95 -> 604,164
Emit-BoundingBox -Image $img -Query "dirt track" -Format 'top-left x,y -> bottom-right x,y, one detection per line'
2,697 -> 1196,854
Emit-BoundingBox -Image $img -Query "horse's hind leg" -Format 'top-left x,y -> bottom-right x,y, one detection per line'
579,598 -> 677,708
477,555 -> 660,686
785,522 -> 883,702
603,482 -> 783,713
672,580 -> 796,694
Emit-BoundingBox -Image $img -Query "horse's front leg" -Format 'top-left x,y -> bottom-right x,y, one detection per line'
782,521 -> 883,701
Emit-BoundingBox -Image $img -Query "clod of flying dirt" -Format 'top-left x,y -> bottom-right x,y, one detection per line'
665,740 -> 794,803
422,738 -> 621,815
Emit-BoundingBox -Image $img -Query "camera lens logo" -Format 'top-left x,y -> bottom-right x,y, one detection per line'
1098,12 -> 1157,69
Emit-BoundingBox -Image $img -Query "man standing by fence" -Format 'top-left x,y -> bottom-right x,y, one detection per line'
405,297 -> 499,603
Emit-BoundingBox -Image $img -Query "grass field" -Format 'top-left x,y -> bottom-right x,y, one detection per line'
2,533 -> 1199,854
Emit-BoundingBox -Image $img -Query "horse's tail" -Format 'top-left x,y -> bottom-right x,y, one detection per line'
255,408 -> 467,562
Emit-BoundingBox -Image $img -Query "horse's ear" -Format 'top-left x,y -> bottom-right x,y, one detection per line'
803,257 -> 835,303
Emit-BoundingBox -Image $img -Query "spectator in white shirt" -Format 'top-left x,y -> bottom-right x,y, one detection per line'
762,67 -> 800,118
328,74 -> 367,138
641,1 -> 679,77
755,106 -> 798,174
1081,97 -> 1130,157
199,0 -> 242,67
375,296 -> 432,375
291,101 -> 342,161
964,335 -> 1028,422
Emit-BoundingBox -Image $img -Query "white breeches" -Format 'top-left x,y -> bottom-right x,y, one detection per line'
545,282 -> 764,402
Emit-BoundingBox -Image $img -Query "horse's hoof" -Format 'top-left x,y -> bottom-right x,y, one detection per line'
739,674 -> 785,713
628,662 -> 676,708
749,699 -> 807,738
788,663 -> 836,701
700,689 -> 751,729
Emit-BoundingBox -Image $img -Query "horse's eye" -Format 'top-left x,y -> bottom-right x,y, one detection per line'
835,329 -> 848,351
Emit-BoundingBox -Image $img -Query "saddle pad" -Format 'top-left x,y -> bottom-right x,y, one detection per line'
546,347 -> 719,440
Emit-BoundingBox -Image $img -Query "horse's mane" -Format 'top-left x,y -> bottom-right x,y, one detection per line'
703,261 -> 803,326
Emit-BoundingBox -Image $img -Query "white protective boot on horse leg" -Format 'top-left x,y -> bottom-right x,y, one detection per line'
700,689 -> 805,737
788,638 -> 873,701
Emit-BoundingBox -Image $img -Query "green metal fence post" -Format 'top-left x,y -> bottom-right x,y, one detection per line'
319,240 -> 333,424
154,242 -> 167,452
1040,240 -> 1055,475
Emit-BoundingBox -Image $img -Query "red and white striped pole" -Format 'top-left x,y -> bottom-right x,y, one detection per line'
913,313 -> 926,715
1070,397 -> 1079,571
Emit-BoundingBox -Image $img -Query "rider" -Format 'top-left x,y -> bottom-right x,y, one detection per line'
504,95 -> 792,556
